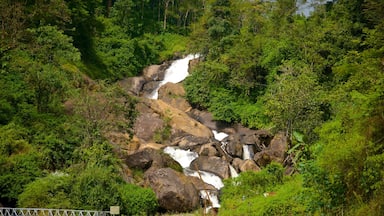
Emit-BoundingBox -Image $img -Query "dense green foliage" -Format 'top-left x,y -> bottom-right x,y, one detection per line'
184,0 -> 384,215
1,0 -> 384,215
0,0 -> 201,211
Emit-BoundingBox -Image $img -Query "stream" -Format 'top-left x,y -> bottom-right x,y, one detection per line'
148,54 -> 229,210
147,54 -> 259,211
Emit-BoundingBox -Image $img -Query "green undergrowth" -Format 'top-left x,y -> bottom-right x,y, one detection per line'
219,163 -> 310,216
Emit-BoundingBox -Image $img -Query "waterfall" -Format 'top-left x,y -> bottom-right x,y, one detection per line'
212,130 -> 228,141
163,147 -> 198,168
242,145 -> 254,160
164,146 -> 223,209
157,54 -> 223,211
148,54 -> 199,99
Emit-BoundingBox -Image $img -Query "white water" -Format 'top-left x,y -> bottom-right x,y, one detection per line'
229,165 -> 239,178
148,54 -> 199,99
200,190 -> 221,208
157,55 -> 223,212
243,145 -> 252,160
212,130 -> 229,141
185,168 -> 224,189
164,146 -> 223,210
163,146 -> 198,168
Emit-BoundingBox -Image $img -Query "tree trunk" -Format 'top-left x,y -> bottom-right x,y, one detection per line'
163,0 -> 171,30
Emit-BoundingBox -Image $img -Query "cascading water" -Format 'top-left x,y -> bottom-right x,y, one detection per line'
212,130 -> 239,178
148,54 -> 199,99
155,54 -> 223,210
164,146 -> 223,209
242,145 -> 254,160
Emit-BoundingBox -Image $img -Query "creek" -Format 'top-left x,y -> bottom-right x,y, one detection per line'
148,54 -> 231,210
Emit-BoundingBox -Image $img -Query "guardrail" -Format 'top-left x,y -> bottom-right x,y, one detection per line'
0,208 -> 109,216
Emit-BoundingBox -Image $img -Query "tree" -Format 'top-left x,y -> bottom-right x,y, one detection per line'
263,61 -> 324,140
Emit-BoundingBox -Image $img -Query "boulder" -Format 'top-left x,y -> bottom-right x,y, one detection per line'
254,132 -> 289,167
141,81 -> 160,97
143,64 -> 168,81
231,158 -> 244,173
158,83 -> 191,112
134,112 -> 164,142
174,135 -> 211,149
239,159 -> 261,172
199,143 -> 219,157
118,76 -> 146,96
125,148 -> 181,171
188,109 -> 230,131
143,99 -> 213,138
144,168 -> 200,212
190,156 -> 230,179
225,134 -> 243,158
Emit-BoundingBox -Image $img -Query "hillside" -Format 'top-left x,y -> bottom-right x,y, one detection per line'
1,0 -> 383,215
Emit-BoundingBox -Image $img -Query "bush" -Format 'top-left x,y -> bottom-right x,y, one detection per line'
220,169 -> 308,216
18,173 -> 72,208
118,184 -> 158,215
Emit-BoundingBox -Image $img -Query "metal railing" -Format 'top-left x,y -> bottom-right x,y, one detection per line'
0,208 -> 109,216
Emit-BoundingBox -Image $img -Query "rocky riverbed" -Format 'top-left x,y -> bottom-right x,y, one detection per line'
109,55 -> 292,213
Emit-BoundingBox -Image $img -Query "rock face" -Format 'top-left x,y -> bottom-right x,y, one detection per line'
118,77 -> 146,96
225,134 -> 243,158
143,63 -> 169,81
254,132 -> 289,167
144,168 -> 200,212
158,83 -> 191,112
173,135 -> 210,149
125,148 -> 182,172
143,99 -> 213,139
134,112 -> 164,142
190,156 -> 230,179
116,59 -> 293,214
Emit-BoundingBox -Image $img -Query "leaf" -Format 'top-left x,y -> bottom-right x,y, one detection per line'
293,131 -> 304,143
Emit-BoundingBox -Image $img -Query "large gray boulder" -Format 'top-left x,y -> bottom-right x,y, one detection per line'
118,76 -> 146,96
190,156 -> 230,179
225,134 -> 243,158
144,168 -> 200,212
134,111 -> 164,142
143,64 -> 168,81
158,83 -> 191,112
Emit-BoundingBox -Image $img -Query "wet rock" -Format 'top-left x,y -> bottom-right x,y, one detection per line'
225,134 -> 243,158
190,156 -> 230,179
141,81 -> 161,97
144,168 -> 200,212
188,109 -> 230,131
125,148 -> 181,171
143,64 -> 168,81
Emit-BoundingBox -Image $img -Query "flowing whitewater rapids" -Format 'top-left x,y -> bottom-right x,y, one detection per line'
148,54 -> 199,99
151,54 -> 229,211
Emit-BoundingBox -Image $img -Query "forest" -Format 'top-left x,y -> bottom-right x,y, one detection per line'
0,0 -> 383,215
